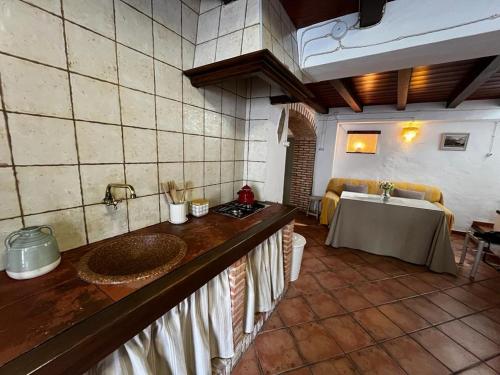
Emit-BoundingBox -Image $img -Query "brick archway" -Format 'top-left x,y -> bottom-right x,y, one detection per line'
285,103 -> 317,212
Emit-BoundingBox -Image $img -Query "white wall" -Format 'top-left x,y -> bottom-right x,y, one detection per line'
315,101 -> 500,231
312,119 -> 337,196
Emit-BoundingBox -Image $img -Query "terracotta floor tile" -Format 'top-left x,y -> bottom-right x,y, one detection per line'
355,281 -> 396,305
319,256 -> 349,270
337,253 -> 368,266
379,278 -> 417,299
479,278 -> 500,292
349,346 -> 405,374
425,291 -> 475,318
461,313 -> 500,345
372,260 -> 407,276
383,336 -> 449,375
262,311 -> 285,332
462,284 -> 500,305
440,273 -> 471,287
459,363 -> 497,375
332,287 -> 373,312
437,320 -> 500,360
301,258 -> 328,274
291,321 -> 343,363
282,368 -> 311,375
255,329 -> 304,375
278,297 -> 316,327
321,315 -> 374,352
378,302 -> 430,333
305,246 -> 330,257
402,296 -> 454,325
353,308 -> 404,341
444,287 -> 491,310
304,292 -> 345,318
232,345 -> 261,375
290,274 -> 323,296
486,355 -> 500,372
335,267 -> 367,285
416,273 -> 456,289
411,327 -> 479,372
354,265 -> 388,281
315,271 -> 348,290
483,307 -> 500,324
396,275 -> 438,294
309,356 -> 357,375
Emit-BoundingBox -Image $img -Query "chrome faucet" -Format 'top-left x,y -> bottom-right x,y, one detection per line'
103,183 -> 137,209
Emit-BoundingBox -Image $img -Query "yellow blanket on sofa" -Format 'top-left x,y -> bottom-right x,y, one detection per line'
320,178 -> 454,232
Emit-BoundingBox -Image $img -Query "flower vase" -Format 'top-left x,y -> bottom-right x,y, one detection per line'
382,189 -> 391,201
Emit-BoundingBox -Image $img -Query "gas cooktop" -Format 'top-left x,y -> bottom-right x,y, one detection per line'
214,201 -> 267,219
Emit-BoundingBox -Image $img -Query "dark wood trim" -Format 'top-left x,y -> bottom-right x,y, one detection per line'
329,79 -> 363,112
184,50 -> 328,114
270,95 -> 299,105
447,55 -> 500,108
347,130 -> 381,134
359,0 -> 387,27
0,206 -> 297,375
397,68 -> 412,110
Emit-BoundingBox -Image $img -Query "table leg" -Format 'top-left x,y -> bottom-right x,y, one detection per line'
470,240 -> 485,280
459,232 -> 471,265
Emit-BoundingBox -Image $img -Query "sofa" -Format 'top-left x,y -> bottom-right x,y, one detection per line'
320,177 -> 454,232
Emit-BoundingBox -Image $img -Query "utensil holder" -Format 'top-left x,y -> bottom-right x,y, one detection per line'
169,202 -> 187,224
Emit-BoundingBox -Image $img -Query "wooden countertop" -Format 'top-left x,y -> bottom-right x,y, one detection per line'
0,203 -> 297,375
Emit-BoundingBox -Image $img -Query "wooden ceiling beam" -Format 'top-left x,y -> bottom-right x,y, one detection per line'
447,55 -> 500,108
359,0 -> 387,27
269,95 -> 299,105
397,68 -> 413,110
330,79 -> 363,112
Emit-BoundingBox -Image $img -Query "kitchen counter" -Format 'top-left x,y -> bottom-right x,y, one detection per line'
0,203 -> 297,375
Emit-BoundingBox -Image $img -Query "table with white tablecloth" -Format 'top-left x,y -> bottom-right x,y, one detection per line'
325,192 -> 457,275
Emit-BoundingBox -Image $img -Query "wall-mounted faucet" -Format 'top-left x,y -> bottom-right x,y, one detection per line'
103,183 -> 137,209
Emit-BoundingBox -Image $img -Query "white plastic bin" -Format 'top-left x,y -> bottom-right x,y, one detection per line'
291,233 -> 307,281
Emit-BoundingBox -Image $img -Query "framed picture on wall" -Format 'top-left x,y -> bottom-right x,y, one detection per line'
440,133 -> 469,151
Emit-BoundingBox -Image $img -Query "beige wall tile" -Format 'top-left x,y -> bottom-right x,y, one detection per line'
0,55 -> 71,117
0,217 -> 23,270
222,115 -> 236,138
63,0 -> 115,39
76,122 -> 123,163
184,162 -> 203,188
222,90 -> 237,116
234,140 -> 246,160
71,74 -> 120,123
221,138 -> 235,161
197,6 -> 220,44
158,131 -> 183,162
219,0 -> 245,36
123,127 -> 157,163
204,161 -> 220,185
0,116 -> 12,166
115,0 -> 153,55
200,0 -> 220,13
221,161 -> 234,183
1,0 -> 66,67
24,208 -> 86,251
128,195 -> 159,230
183,105 -> 204,135
0,168 -> 21,219
154,22 -> 182,69
155,61 -> 182,101
204,86 -> 222,112
117,45 -> 154,93
204,137 -> 220,161
235,119 -> 246,140
182,4 -> 198,43
182,39 -> 195,70
245,0 -> 260,27
221,182 -> 234,203
66,22 -> 118,82
234,160 -> 244,180
152,0 -> 181,34
80,164 -> 125,205
120,88 -> 156,129
215,30 -> 243,61
156,97 -> 182,132
204,184 -> 220,205
9,114 -> 77,165
204,111 -> 221,137
185,186 -> 204,201
85,204 -> 128,242
236,95 -> 247,119
159,191 -> 170,221
159,162 -> 183,188
123,0 -> 152,15
184,134 -> 204,161
125,163 -> 158,196
193,40 -> 216,67
17,166 -> 82,214
184,0 -> 200,13
183,76 -> 205,107
27,0 -> 61,14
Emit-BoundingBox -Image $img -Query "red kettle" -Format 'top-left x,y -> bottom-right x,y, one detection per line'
237,185 -> 255,205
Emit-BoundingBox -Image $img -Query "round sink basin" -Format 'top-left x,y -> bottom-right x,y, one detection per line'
78,234 -> 187,284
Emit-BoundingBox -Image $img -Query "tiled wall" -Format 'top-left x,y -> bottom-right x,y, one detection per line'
0,0 -> 253,269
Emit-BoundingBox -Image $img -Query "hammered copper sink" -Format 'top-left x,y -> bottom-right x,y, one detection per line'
78,234 -> 187,284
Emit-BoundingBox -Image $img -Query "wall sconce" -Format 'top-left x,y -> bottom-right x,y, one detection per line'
402,126 -> 419,143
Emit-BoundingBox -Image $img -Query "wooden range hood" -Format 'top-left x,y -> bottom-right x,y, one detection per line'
184,49 -> 328,114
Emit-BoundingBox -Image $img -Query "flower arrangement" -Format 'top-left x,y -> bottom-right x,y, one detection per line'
378,180 -> 395,192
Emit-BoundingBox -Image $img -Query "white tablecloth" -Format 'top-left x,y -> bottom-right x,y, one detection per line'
325,192 -> 457,275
